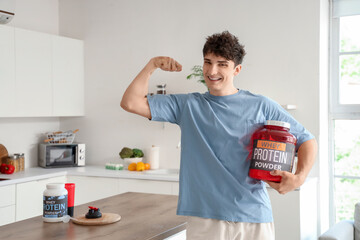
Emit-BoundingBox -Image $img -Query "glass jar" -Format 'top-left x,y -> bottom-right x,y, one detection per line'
5,155 -> 19,172
156,84 -> 166,94
18,153 -> 25,171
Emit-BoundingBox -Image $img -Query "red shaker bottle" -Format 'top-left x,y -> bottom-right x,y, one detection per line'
65,183 -> 75,217
248,120 -> 297,182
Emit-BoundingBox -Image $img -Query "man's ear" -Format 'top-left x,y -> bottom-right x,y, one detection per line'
233,64 -> 242,76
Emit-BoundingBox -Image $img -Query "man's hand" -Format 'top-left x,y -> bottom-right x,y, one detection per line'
151,56 -> 182,72
121,56 -> 183,119
265,139 -> 317,195
264,170 -> 305,195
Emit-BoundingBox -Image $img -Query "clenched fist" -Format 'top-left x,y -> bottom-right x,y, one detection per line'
151,56 -> 182,72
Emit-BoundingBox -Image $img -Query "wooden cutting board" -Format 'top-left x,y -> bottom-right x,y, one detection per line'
0,144 -> 9,163
72,213 -> 121,226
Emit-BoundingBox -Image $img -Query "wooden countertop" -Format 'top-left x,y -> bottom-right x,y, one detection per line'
0,192 -> 187,240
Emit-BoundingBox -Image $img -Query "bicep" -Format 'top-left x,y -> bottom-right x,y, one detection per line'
122,97 -> 152,119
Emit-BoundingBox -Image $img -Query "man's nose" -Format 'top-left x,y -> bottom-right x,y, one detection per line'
209,65 -> 218,75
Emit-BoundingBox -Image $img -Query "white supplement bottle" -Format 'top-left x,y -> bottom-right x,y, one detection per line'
43,183 -> 68,222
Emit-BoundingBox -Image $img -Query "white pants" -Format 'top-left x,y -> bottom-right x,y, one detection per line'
186,216 -> 275,240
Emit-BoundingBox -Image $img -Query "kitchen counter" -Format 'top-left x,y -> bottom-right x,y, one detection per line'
0,166 -> 315,190
67,166 -> 179,181
0,192 -> 187,240
0,167 -> 68,186
0,166 -> 179,187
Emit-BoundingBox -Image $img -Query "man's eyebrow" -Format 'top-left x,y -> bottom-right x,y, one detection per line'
203,58 -> 229,63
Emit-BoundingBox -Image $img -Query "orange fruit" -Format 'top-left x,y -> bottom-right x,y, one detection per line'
128,163 -> 137,171
144,163 -> 150,170
136,162 -> 145,171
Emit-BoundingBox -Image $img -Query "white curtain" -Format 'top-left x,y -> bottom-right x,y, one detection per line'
333,0 -> 360,18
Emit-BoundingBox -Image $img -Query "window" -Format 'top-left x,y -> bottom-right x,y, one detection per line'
333,120 -> 360,221
330,0 -> 360,224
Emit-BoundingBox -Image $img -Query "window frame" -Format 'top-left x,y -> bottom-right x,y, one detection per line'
329,13 -> 360,225
330,17 -> 360,116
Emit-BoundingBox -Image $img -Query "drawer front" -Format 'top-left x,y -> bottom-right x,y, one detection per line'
0,185 -> 15,207
0,205 -> 16,226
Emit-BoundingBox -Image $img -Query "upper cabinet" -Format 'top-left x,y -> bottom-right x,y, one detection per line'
0,25 -> 84,117
15,28 -> 53,116
0,25 -> 16,117
52,36 -> 84,116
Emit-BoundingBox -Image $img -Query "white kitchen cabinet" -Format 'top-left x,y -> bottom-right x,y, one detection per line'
0,205 -> 16,226
66,176 -> 178,206
171,181 -> 179,195
267,178 -> 317,240
52,36 -> 84,116
15,28 -> 53,117
0,26 -> 84,118
66,176 -> 119,206
118,179 -> 174,195
16,176 -> 66,221
0,185 -> 16,226
0,25 -> 16,117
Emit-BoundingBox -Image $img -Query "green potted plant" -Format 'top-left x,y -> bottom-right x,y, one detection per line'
186,65 -> 207,87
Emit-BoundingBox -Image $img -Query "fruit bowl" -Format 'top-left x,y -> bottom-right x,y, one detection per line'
123,157 -> 143,167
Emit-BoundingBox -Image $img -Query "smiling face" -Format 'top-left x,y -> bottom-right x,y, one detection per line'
203,53 -> 242,96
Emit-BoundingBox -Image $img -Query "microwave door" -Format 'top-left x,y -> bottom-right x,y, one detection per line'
47,147 -> 75,167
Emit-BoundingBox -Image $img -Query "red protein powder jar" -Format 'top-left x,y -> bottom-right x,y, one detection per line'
248,120 -> 297,182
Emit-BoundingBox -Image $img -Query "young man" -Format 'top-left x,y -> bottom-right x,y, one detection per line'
121,31 -> 317,240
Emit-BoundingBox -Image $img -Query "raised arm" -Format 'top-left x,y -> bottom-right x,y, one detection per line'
120,57 -> 182,118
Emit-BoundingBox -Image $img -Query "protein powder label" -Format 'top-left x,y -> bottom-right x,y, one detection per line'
250,140 -> 295,172
43,195 -> 68,218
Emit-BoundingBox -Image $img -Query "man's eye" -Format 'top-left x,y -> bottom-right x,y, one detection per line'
219,64 -> 228,67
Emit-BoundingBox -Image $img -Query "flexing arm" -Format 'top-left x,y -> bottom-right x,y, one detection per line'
265,138 -> 318,194
120,57 -> 182,118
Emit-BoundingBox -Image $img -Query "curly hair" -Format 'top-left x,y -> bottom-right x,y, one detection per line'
203,31 -> 246,66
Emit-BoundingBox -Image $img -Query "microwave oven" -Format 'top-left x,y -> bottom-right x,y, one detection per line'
38,143 -> 85,168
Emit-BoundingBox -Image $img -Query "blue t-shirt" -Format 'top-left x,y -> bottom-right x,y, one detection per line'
147,90 -> 314,223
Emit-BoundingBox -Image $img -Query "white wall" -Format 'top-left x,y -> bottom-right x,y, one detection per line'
0,0 -> 60,168
0,0 -> 59,34
58,0 -> 321,172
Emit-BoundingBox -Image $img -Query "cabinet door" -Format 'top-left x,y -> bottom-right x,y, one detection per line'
118,179 -> 173,195
171,182 -> 179,195
0,205 -> 16,226
15,28 -> 53,117
0,185 -> 16,226
67,176 -> 118,206
52,36 -> 84,116
16,176 -> 66,221
0,25 -> 16,117
0,184 -> 15,207
16,181 -> 39,221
